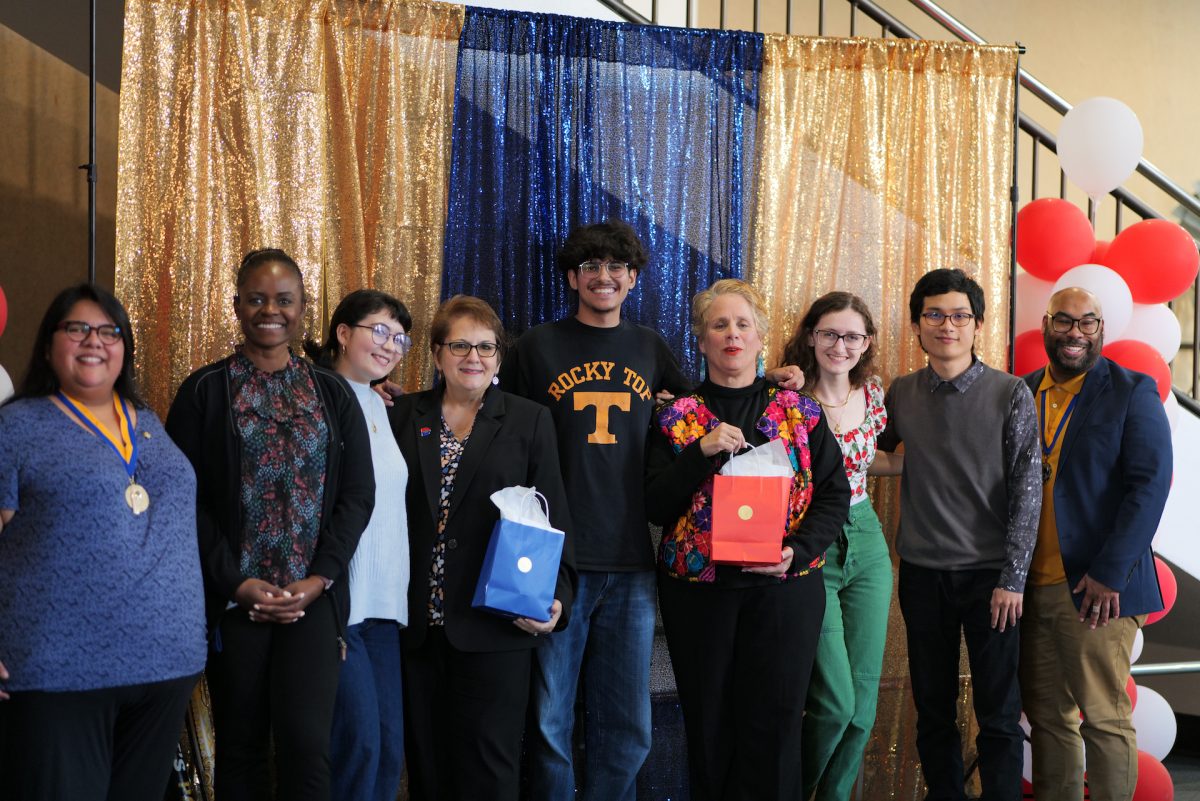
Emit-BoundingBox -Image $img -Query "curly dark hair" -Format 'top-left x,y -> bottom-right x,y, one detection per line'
781,291 -> 878,390
555,219 -> 649,277
9,283 -> 146,408
908,268 -> 985,324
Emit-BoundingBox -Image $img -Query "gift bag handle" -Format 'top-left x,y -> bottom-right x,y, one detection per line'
519,487 -> 551,520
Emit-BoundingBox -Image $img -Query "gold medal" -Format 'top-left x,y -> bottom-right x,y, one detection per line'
125,482 -> 150,515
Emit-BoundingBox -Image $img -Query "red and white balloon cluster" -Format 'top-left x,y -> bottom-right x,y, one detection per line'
0,281 -> 11,402
1014,97 -> 1191,801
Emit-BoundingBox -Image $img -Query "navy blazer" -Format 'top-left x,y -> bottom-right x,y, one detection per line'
390,384 -> 576,652
1024,357 -> 1171,616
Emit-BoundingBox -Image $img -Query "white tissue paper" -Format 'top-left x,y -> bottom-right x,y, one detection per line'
718,438 -> 793,478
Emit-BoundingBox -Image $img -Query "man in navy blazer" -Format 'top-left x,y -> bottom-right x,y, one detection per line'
1019,286 -> 1172,801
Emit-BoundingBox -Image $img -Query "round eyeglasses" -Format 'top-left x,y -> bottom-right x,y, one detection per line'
1047,314 -> 1102,335
352,323 -> 412,353
56,320 -> 123,344
813,329 -> 869,351
439,340 -> 499,357
577,260 -> 630,277
920,311 -> 975,327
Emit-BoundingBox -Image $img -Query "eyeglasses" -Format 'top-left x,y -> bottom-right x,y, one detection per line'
920,311 -> 975,327
56,320 -> 123,344
352,323 -> 412,353
577,260 -> 630,277
813,329 -> 870,351
439,340 -> 499,357
1047,313 -> 1103,335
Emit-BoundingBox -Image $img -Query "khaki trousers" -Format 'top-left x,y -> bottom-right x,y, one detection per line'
1018,582 -> 1142,801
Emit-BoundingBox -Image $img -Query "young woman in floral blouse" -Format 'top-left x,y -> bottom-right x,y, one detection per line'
781,291 -> 903,801
645,279 -> 850,801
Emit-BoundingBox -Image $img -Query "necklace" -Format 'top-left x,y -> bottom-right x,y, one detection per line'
816,386 -> 853,409
816,386 -> 855,435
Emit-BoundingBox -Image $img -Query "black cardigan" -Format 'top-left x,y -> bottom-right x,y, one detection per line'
165,355 -> 375,633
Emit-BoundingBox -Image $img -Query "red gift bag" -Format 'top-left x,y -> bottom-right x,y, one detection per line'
710,474 -> 791,565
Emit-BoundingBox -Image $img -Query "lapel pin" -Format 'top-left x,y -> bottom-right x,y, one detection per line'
420,426 -> 432,437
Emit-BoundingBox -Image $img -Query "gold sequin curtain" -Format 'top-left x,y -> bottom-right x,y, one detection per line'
115,0 -> 464,416
748,37 -> 1019,799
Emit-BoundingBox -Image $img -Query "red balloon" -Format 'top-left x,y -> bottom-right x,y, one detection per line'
1021,778 -> 1035,799
1092,239 -> 1111,264
1017,199 -> 1097,281
0,284 -> 7,340
1145,556 -> 1178,626
1013,329 -> 1049,376
1101,340 -> 1171,401
1131,751 -> 1174,801
1107,219 -> 1200,304
1127,675 -> 1138,710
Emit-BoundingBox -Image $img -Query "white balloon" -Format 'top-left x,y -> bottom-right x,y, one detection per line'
1117,303 -> 1182,364
1132,685 -> 1177,760
1131,628 -> 1145,664
1052,264 -> 1133,339
0,364 -> 12,403
1016,269 -> 1056,334
1164,391 -> 1180,432
1058,97 -> 1144,199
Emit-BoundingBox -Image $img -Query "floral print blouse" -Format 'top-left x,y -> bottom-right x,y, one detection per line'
428,417 -> 468,625
229,351 -> 328,588
832,375 -> 887,505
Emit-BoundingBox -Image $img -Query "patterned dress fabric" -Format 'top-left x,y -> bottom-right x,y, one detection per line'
229,351 -> 328,588
428,417 -> 468,625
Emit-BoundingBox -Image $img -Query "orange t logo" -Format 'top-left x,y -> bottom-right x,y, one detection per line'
574,392 -> 631,444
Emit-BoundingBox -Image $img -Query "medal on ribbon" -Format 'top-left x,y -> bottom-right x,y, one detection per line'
1039,389 -> 1078,486
57,391 -> 150,514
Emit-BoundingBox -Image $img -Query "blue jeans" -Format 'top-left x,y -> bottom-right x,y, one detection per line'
528,570 -> 656,801
329,619 -> 404,801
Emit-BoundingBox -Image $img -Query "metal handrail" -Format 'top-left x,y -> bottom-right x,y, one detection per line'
1130,661 -> 1200,677
907,0 -> 1200,220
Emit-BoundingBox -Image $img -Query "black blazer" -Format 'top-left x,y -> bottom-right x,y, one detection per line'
391,384 -> 576,652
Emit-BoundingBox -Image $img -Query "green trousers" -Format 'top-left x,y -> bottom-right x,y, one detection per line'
801,500 -> 893,801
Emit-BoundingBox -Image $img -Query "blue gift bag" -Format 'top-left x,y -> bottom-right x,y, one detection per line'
472,490 -> 564,622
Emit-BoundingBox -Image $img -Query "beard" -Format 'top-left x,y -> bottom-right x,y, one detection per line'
1044,331 -> 1102,378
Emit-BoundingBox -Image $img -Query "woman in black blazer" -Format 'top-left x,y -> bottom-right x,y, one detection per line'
390,295 -> 575,801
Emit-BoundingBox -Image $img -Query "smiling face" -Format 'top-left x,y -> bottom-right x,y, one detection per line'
49,299 -> 125,404
911,291 -> 977,376
233,261 -> 305,355
434,315 -> 501,399
336,311 -> 406,385
810,308 -> 870,382
1043,288 -> 1103,380
698,293 -> 763,387
567,254 -> 637,326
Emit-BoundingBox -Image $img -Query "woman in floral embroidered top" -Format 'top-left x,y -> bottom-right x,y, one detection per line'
781,291 -> 902,801
645,279 -> 850,801
166,249 -> 375,801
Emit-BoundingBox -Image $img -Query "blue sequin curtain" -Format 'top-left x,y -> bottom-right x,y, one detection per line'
442,7 -> 762,378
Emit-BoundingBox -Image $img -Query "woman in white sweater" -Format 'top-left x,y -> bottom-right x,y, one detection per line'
305,289 -> 411,801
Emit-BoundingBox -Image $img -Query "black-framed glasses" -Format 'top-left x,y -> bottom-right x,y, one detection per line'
439,340 -> 499,357
352,323 -> 412,353
921,311 -> 975,327
813,329 -> 870,351
56,320 -> 123,344
577,260 -> 630,277
1047,313 -> 1103,335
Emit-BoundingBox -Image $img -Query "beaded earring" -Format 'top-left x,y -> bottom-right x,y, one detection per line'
756,352 -> 765,378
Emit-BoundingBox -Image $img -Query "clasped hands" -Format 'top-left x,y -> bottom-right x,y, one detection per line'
235,576 -> 328,624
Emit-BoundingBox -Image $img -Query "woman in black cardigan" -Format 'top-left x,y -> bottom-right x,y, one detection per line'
166,248 -> 374,801
391,294 -> 575,801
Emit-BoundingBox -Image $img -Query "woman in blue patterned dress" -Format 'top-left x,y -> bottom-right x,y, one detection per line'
782,291 -> 902,801
166,249 -> 375,801
0,283 -> 206,800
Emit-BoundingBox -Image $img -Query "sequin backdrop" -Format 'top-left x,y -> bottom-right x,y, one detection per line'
750,36 -> 1019,799
441,8 -> 762,378
115,0 -> 464,414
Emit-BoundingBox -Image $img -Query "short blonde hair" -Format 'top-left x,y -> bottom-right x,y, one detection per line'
691,278 -> 770,339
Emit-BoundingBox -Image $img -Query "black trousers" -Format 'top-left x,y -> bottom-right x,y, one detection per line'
403,628 -> 532,801
206,597 -> 342,801
898,561 -> 1023,801
657,571 -> 825,801
0,672 -> 197,801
